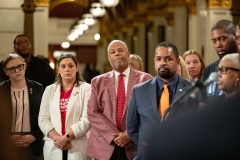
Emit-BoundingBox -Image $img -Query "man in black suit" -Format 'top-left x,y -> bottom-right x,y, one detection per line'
144,94 -> 240,159
0,34 -> 55,88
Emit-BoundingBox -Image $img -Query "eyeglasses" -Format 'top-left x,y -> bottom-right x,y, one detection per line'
15,41 -> 30,47
216,67 -> 240,75
5,64 -> 25,73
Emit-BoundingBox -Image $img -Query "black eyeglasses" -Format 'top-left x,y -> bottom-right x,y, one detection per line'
5,64 -> 25,73
216,67 -> 240,75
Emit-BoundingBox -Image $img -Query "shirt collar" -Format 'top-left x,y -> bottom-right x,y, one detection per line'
157,74 -> 179,90
114,67 -> 130,79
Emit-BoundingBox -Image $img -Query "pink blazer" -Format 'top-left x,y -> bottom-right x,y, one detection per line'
86,68 -> 152,160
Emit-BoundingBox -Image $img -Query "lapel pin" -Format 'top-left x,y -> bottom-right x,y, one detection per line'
29,88 -> 33,94
76,92 -> 79,94
179,89 -> 182,92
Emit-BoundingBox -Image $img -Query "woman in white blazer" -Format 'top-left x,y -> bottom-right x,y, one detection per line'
38,52 -> 91,160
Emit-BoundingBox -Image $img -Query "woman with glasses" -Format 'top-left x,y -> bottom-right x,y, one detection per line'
38,52 -> 91,160
0,52 -> 44,160
182,50 -> 205,82
209,53 -> 240,104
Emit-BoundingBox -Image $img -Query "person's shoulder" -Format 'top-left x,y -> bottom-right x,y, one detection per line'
31,56 -> 51,66
91,71 -> 112,82
133,77 -> 155,89
79,81 -> 91,88
26,78 -> 43,89
44,83 -> 58,90
178,76 -> 192,86
139,71 -> 153,78
206,60 -> 220,69
202,59 -> 220,79
208,59 -> 220,67
0,79 -> 10,86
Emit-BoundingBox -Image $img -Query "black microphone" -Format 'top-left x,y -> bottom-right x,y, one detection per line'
162,72 -> 218,121
189,72 -> 219,99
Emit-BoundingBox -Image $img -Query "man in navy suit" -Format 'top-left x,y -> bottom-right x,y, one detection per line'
126,42 -> 198,160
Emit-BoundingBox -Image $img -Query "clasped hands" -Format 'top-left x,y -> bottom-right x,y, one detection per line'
112,132 -> 132,150
54,135 -> 71,150
11,134 -> 35,148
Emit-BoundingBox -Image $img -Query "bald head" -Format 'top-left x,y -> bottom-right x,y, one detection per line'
107,40 -> 130,73
107,40 -> 128,53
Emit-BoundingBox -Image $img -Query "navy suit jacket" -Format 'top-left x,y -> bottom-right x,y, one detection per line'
126,75 -> 198,160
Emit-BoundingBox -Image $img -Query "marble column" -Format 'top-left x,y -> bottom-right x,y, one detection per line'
22,0 -> 35,53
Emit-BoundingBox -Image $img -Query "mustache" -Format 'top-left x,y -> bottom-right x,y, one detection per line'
158,66 -> 169,71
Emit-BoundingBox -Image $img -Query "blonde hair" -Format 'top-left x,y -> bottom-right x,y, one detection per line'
182,50 -> 205,80
178,55 -> 190,80
128,54 -> 144,71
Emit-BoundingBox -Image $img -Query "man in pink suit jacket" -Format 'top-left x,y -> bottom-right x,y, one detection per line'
86,40 -> 152,160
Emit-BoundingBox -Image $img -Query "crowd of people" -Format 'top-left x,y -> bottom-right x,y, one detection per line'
0,19 -> 240,160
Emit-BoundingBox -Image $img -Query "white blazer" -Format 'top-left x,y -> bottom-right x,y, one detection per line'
38,82 -> 91,160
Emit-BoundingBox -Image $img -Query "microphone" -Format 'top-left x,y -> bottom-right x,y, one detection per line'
162,72 -> 218,122
190,72 -> 219,99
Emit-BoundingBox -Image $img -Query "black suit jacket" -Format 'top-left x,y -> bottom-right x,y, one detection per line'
145,94 -> 240,159
0,78 -> 44,156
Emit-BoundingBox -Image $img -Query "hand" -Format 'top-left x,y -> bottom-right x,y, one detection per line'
11,135 -> 29,148
54,135 -> 71,150
62,143 -> 71,150
21,134 -> 36,145
112,132 -> 131,148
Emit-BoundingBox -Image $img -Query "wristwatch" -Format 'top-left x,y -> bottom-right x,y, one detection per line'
66,134 -> 71,140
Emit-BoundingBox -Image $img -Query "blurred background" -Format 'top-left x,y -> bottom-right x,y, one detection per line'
0,0 -> 240,76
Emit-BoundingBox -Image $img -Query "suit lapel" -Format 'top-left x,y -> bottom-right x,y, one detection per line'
105,71 -> 117,115
124,69 -> 139,115
51,85 -> 61,131
149,77 -> 160,116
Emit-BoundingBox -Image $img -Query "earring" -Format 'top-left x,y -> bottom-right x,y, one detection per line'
235,78 -> 239,87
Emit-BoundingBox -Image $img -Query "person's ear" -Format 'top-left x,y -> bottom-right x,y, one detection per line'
176,58 -> 180,65
4,69 -> 8,77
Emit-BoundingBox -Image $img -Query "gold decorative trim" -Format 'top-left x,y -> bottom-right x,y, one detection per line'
207,0 -> 232,9
49,0 -> 88,11
168,0 -> 186,7
165,7 -> 174,26
34,0 -> 49,6
186,0 -> 197,15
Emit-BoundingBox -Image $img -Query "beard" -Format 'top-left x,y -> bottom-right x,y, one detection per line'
218,40 -> 238,59
110,60 -> 127,72
157,66 -> 174,79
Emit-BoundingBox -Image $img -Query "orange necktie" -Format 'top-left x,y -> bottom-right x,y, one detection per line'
159,84 -> 169,116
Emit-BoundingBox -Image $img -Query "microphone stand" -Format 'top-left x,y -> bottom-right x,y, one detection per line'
161,78 -> 204,122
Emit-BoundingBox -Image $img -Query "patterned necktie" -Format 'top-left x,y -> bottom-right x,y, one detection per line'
159,84 -> 169,116
116,73 -> 125,130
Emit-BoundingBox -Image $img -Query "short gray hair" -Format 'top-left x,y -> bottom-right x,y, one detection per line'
221,53 -> 240,69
